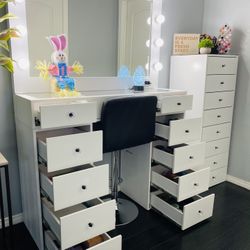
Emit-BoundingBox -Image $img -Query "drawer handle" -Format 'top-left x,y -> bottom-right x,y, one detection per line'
75,148 -> 81,153
217,115 -> 221,118
177,102 -> 182,106
220,81 -> 225,85
213,162 -> 218,165
218,99 -> 223,102
222,64 -> 226,68
194,183 -> 199,187
69,112 -> 74,118
88,223 -> 94,228
216,131 -> 220,134
185,130 -> 190,133
215,146 -> 219,150
189,156 -> 194,160
82,185 -> 87,190
212,176 -> 216,180
198,210 -> 203,215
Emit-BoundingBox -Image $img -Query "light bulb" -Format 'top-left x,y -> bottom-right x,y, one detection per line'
16,25 -> 27,36
154,62 -> 163,71
18,58 -> 30,70
145,63 -> 149,71
147,17 -> 151,25
154,38 -> 164,47
146,40 -> 151,48
155,15 -> 165,24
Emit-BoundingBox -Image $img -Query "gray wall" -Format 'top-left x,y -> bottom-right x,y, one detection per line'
203,0 -> 250,182
68,0 -> 118,77
0,68 -> 22,216
159,0 -> 204,88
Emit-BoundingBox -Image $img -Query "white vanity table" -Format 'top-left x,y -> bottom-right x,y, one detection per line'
9,0 -> 215,249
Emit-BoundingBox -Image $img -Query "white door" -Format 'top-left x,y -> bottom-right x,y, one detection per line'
118,0 -> 152,73
26,0 -> 68,76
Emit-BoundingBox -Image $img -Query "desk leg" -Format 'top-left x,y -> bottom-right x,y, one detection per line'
5,166 -> 13,231
0,172 -> 6,234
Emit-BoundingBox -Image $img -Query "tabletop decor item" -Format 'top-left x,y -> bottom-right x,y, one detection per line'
200,34 -> 218,54
217,24 -> 232,54
199,38 -> 214,54
36,34 -> 84,97
173,33 -> 200,55
0,0 -> 20,72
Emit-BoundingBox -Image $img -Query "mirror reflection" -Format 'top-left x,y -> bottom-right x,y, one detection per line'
26,0 -> 152,77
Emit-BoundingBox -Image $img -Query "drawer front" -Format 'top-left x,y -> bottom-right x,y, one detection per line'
207,57 -> 238,75
205,75 -> 236,92
182,194 -> 215,230
158,95 -> 193,114
178,168 -> 210,202
60,200 -> 116,249
204,92 -> 235,110
45,131 -> 102,172
203,107 -> 233,127
202,123 -> 231,142
206,153 -> 229,170
40,102 -> 98,129
169,118 -> 202,146
205,138 -> 230,157
44,231 -> 59,250
210,167 -> 227,187
52,165 -> 109,211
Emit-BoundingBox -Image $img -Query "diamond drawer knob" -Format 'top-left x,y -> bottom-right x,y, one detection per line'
194,183 -> 199,187
88,223 -> 94,228
177,102 -> 182,106
219,99 -> 223,102
215,146 -> 219,150
220,82 -> 225,85
75,148 -> 80,153
189,156 -> 194,160
217,115 -> 221,118
69,112 -> 74,118
222,64 -> 226,68
198,210 -> 203,215
82,185 -> 87,190
185,130 -> 190,133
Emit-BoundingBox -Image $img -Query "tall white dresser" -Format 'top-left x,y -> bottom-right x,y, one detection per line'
170,55 -> 238,187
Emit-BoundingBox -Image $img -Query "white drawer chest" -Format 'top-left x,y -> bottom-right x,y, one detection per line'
14,88 -> 215,249
170,54 -> 238,187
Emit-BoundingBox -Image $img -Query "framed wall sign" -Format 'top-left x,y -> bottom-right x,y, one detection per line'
173,33 -> 200,55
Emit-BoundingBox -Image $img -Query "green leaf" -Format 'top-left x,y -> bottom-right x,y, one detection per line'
0,40 -> 9,51
0,28 -> 20,41
0,13 -> 17,23
0,3 -> 7,9
0,54 -> 14,73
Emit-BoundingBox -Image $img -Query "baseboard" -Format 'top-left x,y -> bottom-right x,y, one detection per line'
227,175 -> 250,190
0,213 -> 23,229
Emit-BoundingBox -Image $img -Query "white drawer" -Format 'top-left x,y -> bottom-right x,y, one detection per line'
207,57 -> 238,75
155,118 -> 202,146
37,128 -> 103,172
203,107 -> 233,127
204,92 -> 235,110
206,153 -> 229,170
44,230 -> 122,250
40,164 -> 109,211
152,142 -> 205,173
210,167 -> 227,187
205,138 -> 230,157
202,123 -> 231,142
42,198 -> 116,250
158,95 -> 193,115
151,191 -> 215,230
151,165 -> 210,202
40,101 -> 98,129
205,75 -> 236,92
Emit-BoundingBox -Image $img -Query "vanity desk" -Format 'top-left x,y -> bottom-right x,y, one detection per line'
14,88 -> 215,249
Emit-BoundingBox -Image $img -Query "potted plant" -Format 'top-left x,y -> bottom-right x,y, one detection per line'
199,38 -> 214,54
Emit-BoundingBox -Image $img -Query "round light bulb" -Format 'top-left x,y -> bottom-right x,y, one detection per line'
154,62 -> 163,71
18,58 -> 30,70
155,15 -> 165,24
146,40 -> 151,48
16,25 -> 27,36
154,38 -> 164,47
147,17 -> 151,25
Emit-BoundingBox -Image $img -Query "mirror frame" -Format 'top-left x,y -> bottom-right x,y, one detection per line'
8,0 -> 163,94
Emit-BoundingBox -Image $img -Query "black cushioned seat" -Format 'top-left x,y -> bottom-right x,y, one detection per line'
99,96 -> 157,153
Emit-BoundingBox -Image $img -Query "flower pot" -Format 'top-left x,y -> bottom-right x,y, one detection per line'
200,47 -> 212,54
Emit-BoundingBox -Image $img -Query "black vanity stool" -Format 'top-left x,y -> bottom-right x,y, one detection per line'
96,96 -> 157,226
0,153 -> 13,238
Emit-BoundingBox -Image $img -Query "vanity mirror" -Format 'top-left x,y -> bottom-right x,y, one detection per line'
9,0 -> 164,93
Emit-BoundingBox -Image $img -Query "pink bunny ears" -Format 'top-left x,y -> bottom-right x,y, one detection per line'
48,34 -> 67,51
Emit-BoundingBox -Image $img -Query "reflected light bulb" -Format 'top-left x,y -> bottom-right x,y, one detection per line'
18,58 -> 30,70
145,63 -> 149,71
156,15 -> 165,24
146,40 -> 151,48
155,38 -> 164,47
16,25 -> 27,36
147,17 -> 151,25
154,62 -> 163,71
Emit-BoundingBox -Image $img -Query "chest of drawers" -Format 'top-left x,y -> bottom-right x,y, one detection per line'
170,54 -> 239,187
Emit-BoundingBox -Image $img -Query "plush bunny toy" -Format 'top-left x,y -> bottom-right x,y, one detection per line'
48,34 -> 75,91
